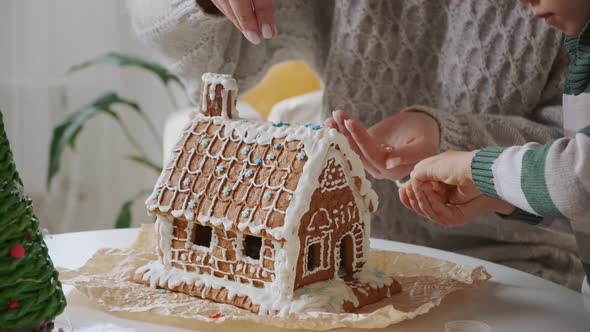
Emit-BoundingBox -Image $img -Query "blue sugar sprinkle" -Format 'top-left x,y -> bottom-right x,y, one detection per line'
159,289 -> 167,294
263,192 -> 272,200
296,152 -> 306,160
200,139 -> 209,147
241,147 -> 250,155
222,187 -> 231,196
272,121 -> 290,127
266,153 -> 275,161
254,158 -> 263,166
215,165 -> 225,174
188,200 -> 197,209
242,209 -> 250,218
244,169 -> 254,177
183,178 -> 191,186
273,143 -> 281,150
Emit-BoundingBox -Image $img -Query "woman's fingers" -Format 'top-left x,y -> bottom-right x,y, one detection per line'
386,136 -> 436,167
228,0 -> 261,44
324,117 -> 338,129
330,112 -> 385,178
332,110 -> 362,156
345,118 -> 386,169
252,0 -> 275,39
382,163 -> 415,181
212,0 -> 241,30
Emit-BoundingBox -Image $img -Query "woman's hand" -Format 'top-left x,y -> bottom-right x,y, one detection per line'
209,0 -> 276,44
325,110 -> 440,181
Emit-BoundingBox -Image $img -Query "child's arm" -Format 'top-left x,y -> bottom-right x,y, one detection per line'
472,127 -> 590,222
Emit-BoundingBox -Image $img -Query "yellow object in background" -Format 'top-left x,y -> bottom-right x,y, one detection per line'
240,61 -> 321,119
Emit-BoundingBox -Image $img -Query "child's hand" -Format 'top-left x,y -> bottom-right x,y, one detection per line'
399,150 -> 515,226
399,180 -> 509,226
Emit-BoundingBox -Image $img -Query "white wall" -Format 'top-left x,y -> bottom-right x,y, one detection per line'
0,0 -> 181,232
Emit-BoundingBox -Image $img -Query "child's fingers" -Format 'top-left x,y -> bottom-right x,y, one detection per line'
398,187 -> 413,210
424,192 -> 466,226
415,187 -> 441,222
406,184 -> 428,218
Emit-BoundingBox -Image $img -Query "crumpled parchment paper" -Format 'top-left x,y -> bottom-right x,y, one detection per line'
58,224 -> 490,330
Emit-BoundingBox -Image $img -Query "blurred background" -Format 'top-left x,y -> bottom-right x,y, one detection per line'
1,0 -> 322,233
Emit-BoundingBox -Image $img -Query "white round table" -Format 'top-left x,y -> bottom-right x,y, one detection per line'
46,228 -> 590,331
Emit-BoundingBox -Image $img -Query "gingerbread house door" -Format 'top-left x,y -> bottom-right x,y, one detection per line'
338,234 -> 354,280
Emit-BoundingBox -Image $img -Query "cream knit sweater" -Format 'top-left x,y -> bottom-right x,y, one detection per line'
126,0 -> 583,289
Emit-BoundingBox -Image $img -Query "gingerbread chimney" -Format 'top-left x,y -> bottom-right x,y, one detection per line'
199,73 -> 238,119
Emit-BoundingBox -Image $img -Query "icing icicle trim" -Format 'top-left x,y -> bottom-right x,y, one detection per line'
200,73 -> 238,119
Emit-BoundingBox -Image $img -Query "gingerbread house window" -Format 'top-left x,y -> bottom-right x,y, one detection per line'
192,224 -> 213,248
244,235 -> 262,260
306,242 -> 322,272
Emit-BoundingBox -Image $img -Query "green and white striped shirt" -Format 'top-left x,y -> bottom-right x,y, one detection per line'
471,22 -> 590,296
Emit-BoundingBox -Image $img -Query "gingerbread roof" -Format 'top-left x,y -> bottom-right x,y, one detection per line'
146,114 -> 378,241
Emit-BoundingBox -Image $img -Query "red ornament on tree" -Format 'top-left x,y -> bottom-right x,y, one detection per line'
24,232 -> 32,242
9,300 -> 18,309
10,244 -> 25,259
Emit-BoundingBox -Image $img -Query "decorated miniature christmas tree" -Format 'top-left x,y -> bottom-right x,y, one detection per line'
0,111 -> 66,331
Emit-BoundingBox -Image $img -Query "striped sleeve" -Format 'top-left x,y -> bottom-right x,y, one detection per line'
471,126 -> 590,222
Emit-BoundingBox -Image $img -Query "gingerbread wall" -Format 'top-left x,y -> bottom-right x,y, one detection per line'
294,157 -> 365,289
167,218 -> 277,288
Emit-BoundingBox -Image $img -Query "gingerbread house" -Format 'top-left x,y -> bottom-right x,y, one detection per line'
135,73 -> 400,315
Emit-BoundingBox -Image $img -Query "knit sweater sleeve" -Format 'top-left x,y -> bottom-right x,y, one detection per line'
403,46 -> 565,154
125,0 -> 323,103
471,127 -> 590,222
